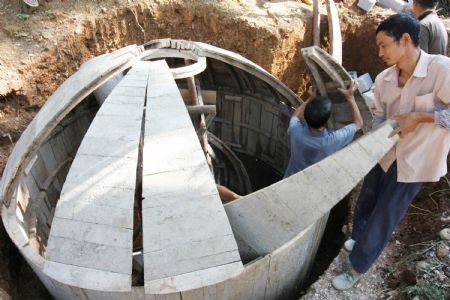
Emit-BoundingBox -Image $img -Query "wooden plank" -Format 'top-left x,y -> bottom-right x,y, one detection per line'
46,235 -> 131,274
97,101 -> 144,117
325,0 -> 342,64
232,99 -> 242,144
48,277 -> 88,300
142,130 -> 205,176
60,122 -> 79,155
206,254 -> 270,300
302,45 -> 373,132
76,136 -> 139,160
302,52 -> 328,96
186,40 -> 301,106
143,234 -> 240,280
265,224 -> 319,300
43,260 -> 131,292
180,288 -> 203,300
1,45 -> 141,205
38,142 -> 58,175
142,60 -> 242,295
309,50 -> 345,88
55,184 -> 134,222
247,101 -> 262,155
146,293 -> 181,300
63,154 -> 138,189
30,155 -> 49,191
145,262 -> 243,295
45,61 -> 150,292
50,217 -> 132,249
186,105 -> 216,116
224,121 -> 398,255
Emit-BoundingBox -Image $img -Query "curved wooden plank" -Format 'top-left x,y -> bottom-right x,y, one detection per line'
144,39 -> 302,107
309,50 -> 345,88
301,46 -> 373,132
224,121 -> 399,255
43,61 -> 151,292
142,60 -> 243,294
141,49 -> 207,79
0,45 -> 143,206
313,0 -> 320,46
207,132 -> 253,195
302,48 -> 327,96
325,0 -> 342,64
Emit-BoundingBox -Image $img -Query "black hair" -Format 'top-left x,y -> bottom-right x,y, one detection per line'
376,13 -> 420,47
304,96 -> 332,129
415,0 -> 439,9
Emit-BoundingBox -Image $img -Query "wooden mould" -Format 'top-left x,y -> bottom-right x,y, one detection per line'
0,39 -> 397,300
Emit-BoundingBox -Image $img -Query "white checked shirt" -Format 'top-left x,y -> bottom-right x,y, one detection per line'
373,51 -> 450,182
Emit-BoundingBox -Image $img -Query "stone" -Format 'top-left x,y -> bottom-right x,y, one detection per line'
439,228 -> 450,240
440,211 -> 450,224
386,290 -> 400,298
435,243 -> 449,259
434,270 -> 447,282
357,0 -> 376,12
416,261 -> 430,272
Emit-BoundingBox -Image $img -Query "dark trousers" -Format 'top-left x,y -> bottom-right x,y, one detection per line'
349,162 -> 422,274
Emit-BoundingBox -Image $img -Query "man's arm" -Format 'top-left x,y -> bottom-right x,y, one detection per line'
292,86 -> 317,120
435,109 -> 450,129
372,84 -> 386,127
419,24 -> 430,53
390,108 -> 450,137
391,59 -> 450,137
338,81 -> 363,131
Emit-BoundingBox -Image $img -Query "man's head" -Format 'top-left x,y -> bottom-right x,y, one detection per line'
413,0 -> 439,10
376,13 -> 420,65
304,96 -> 332,129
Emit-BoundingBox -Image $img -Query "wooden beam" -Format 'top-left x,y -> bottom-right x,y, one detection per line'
186,105 -> 216,116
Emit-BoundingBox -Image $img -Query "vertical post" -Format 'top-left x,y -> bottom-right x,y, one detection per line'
185,59 -> 213,170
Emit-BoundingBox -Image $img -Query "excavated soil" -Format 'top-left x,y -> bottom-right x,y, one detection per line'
0,0 -> 448,299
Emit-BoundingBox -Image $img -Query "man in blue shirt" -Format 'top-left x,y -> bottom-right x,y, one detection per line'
284,83 -> 363,178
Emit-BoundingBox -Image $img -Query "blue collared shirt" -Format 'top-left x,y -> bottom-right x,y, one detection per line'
283,117 -> 357,178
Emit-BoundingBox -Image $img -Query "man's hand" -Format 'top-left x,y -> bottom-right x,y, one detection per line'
308,86 -> 317,99
338,81 -> 363,131
337,81 -> 358,101
389,112 -> 434,138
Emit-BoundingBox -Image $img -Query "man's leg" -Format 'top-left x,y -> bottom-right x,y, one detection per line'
351,164 -> 384,243
217,185 -> 241,203
349,163 -> 422,274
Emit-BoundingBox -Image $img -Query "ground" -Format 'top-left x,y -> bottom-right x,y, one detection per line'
0,0 -> 449,299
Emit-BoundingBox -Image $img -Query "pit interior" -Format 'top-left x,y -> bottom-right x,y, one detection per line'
0,1 -> 391,299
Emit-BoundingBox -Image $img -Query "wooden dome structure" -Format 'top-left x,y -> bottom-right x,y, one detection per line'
0,39 -> 396,299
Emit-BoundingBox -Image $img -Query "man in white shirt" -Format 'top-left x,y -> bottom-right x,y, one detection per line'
332,13 -> 450,290
411,0 -> 448,55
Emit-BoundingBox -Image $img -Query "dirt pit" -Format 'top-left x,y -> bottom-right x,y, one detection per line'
0,0 -> 449,299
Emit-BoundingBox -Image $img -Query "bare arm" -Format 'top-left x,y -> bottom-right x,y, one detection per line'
389,112 -> 435,137
338,81 -> 363,131
292,86 -> 317,120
